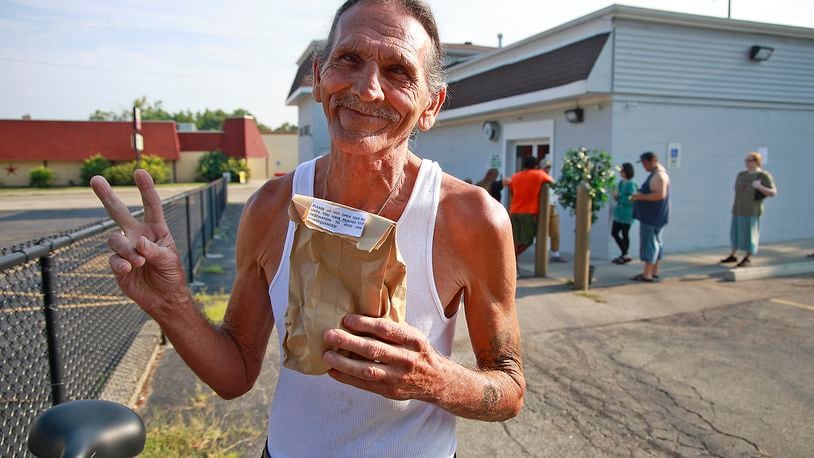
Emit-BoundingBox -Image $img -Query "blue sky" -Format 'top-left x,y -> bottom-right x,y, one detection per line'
1,0 -> 812,129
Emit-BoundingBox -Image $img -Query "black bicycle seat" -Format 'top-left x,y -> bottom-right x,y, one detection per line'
28,399 -> 146,458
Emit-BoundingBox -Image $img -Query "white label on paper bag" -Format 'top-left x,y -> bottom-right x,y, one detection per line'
307,200 -> 367,237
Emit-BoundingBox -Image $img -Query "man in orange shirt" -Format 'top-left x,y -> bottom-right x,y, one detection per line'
507,156 -> 554,256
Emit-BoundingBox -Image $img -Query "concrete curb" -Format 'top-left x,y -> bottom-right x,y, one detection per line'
99,320 -> 162,407
724,261 -> 814,281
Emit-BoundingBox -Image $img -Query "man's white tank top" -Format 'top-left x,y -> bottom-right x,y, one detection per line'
266,157 -> 458,457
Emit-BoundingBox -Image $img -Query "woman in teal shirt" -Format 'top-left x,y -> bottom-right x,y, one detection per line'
611,163 -> 638,264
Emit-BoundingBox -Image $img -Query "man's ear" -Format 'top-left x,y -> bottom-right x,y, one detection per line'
312,57 -> 322,103
417,85 -> 447,131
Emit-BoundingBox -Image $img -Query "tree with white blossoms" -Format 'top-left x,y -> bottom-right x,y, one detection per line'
552,147 -> 618,223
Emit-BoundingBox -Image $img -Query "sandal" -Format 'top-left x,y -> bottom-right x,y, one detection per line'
720,255 -> 738,263
631,274 -> 654,282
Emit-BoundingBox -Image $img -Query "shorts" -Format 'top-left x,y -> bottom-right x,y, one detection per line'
510,213 -> 537,246
639,223 -> 665,264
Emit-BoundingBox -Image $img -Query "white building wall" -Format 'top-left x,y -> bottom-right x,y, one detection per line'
296,100 -> 315,164
614,20 -> 814,104
610,98 -> 814,253
296,99 -> 331,163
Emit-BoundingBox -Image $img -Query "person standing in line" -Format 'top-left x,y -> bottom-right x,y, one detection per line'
611,162 -> 637,264
541,160 -> 566,263
476,167 -> 503,201
631,152 -> 670,282
507,156 -> 554,258
720,151 -> 777,268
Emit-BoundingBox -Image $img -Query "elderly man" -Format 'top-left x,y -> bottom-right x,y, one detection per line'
631,151 -> 671,282
90,0 -> 524,456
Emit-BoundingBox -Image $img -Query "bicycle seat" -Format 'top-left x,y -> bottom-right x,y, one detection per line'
28,399 -> 146,458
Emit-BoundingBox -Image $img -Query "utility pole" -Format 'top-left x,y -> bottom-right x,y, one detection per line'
133,106 -> 143,168
728,0 -> 732,19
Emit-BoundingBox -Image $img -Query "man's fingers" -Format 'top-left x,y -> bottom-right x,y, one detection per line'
342,315 -> 418,347
324,329 -> 407,364
134,169 -> 166,225
90,175 -> 139,231
135,236 -> 177,269
324,351 -> 388,382
109,254 -> 132,275
107,233 -> 146,267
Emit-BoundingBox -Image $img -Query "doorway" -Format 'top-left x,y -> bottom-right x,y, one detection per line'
513,141 -> 551,173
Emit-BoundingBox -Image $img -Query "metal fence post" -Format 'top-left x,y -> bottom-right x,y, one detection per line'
185,195 -> 194,283
199,190 -> 207,257
40,254 -> 66,405
221,175 -> 228,212
574,183 -> 592,290
535,183 -> 550,277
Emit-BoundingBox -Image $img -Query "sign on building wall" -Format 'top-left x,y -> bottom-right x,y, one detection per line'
488,153 -> 502,170
758,147 -> 769,165
667,142 -> 681,169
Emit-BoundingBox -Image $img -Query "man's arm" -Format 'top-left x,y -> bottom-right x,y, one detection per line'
323,184 -> 524,421
91,171 -> 279,399
632,171 -> 668,201
174,188 -> 277,398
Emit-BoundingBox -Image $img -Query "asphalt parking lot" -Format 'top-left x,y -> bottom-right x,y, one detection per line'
455,275 -> 814,457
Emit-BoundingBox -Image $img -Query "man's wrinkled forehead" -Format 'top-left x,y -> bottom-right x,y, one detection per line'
332,2 -> 432,61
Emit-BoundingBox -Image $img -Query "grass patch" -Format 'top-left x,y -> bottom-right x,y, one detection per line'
574,291 -> 607,304
194,292 -> 230,323
142,386 -> 260,457
202,264 -> 225,275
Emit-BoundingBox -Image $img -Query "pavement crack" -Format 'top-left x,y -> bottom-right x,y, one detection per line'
501,421 -> 534,456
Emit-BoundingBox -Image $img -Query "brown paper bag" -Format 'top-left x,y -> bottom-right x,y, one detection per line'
283,194 -> 407,375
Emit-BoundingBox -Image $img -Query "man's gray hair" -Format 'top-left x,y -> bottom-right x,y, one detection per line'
314,0 -> 446,96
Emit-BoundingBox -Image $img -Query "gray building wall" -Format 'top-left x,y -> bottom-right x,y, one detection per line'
613,20 -> 814,104
610,98 -> 814,253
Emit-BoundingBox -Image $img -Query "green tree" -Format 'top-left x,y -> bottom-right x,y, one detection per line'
80,154 -> 112,185
138,155 -> 171,184
272,122 -> 298,133
552,147 -> 617,223
89,109 -> 127,121
102,163 -> 136,186
30,166 -> 55,188
196,151 -> 249,183
88,97 -> 273,132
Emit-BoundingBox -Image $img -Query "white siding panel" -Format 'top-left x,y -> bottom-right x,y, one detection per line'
610,99 -> 814,253
614,21 -> 814,104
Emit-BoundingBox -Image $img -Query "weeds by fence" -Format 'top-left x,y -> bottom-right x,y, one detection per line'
0,177 -> 227,457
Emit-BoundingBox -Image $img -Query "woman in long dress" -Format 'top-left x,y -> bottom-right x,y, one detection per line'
720,152 -> 777,268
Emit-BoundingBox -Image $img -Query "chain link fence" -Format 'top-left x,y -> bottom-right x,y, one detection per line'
0,177 -> 227,457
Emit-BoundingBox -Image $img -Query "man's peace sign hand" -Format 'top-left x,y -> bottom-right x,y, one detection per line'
90,170 -> 187,318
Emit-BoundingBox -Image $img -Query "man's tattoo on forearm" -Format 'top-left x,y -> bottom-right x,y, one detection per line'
481,382 -> 500,413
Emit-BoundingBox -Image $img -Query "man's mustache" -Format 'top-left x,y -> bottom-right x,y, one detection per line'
330,96 -> 400,123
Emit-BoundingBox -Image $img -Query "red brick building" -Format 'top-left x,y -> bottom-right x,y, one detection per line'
0,116 -> 280,186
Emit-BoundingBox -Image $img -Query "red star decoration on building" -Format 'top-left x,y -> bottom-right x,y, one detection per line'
4,164 -> 17,175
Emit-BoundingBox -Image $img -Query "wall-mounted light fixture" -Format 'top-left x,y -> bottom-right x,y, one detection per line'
749,45 -> 774,61
564,108 -> 584,123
